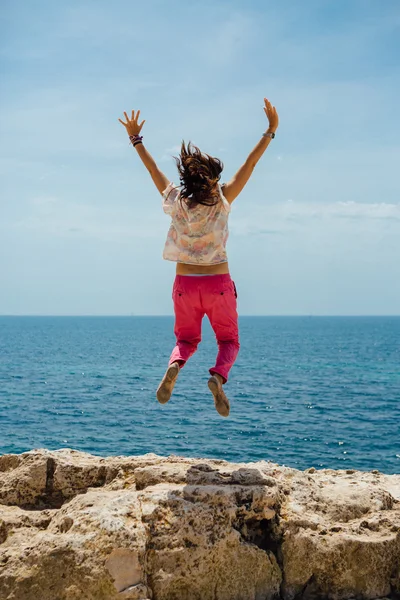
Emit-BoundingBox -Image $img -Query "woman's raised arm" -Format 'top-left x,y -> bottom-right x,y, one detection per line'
119,109 -> 170,195
222,98 -> 279,204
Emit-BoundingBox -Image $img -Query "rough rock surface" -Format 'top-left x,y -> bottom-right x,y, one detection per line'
0,449 -> 399,600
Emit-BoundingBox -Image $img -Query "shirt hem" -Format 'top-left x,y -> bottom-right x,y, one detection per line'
163,257 -> 229,266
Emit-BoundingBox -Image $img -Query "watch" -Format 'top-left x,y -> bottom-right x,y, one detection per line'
262,131 -> 275,139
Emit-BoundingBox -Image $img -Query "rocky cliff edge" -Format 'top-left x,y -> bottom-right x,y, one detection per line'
0,449 -> 399,600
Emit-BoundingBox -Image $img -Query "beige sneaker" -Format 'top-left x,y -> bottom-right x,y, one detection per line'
208,375 -> 230,417
156,362 -> 180,404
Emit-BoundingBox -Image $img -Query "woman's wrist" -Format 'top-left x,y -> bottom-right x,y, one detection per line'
262,129 -> 276,140
129,134 -> 143,147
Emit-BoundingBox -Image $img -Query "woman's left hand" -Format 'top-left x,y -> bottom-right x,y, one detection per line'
118,110 -> 145,137
263,98 -> 279,133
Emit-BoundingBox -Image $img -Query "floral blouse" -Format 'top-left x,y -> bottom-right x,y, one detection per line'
161,182 -> 231,265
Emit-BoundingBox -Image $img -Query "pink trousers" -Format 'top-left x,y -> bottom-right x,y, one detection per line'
169,274 -> 240,383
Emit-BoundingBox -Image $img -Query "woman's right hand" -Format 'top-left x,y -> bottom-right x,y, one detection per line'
263,98 -> 279,133
118,110 -> 145,137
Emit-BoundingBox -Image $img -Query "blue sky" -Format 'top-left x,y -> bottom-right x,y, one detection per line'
1,0 -> 399,315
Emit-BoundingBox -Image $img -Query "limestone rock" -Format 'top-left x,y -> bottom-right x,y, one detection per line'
0,449 -> 399,600
280,468 -> 400,599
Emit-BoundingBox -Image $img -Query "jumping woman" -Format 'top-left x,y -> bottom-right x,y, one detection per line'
119,98 -> 279,417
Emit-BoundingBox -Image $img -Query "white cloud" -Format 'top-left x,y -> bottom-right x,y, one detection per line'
11,196 -> 166,243
280,199 -> 400,222
14,192 -> 400,244
231,199 -> 400,236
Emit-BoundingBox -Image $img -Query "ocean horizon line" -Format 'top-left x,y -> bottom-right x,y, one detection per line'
1,314 -> 399,319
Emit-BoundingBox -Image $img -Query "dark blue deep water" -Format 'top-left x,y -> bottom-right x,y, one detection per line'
0,316 -> 399,474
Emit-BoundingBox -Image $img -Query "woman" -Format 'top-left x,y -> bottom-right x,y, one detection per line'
119,98 -> 279,417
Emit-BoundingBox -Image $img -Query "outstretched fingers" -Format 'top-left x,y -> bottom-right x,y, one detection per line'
118,109 -> 145,131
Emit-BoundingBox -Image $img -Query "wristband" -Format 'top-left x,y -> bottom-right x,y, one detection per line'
129,134 -> 143,146
262,131 -> 275,139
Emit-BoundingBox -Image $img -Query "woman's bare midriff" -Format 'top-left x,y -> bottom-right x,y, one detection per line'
176,262 -> 230,275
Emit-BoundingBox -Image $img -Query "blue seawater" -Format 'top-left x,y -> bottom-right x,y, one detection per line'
0,316 -> 399,474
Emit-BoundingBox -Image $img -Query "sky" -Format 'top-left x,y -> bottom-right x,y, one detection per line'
0,0 -> 399,316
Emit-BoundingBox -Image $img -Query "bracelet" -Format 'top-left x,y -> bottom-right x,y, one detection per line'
129,134 -> 143,146
133,140 -> 143,147
262,131 -> 275,139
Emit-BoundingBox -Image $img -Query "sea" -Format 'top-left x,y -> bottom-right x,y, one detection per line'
0,316 -> 399,474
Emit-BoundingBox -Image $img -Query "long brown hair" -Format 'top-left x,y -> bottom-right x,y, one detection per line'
172,141 -> 224,208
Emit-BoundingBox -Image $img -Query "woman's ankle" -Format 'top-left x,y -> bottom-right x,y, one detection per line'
212,373 -> 225,385
170,360 -> 183,368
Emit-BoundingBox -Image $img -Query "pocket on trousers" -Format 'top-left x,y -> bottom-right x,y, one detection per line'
172,285 -> 185,300
213,281 -> 237,299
